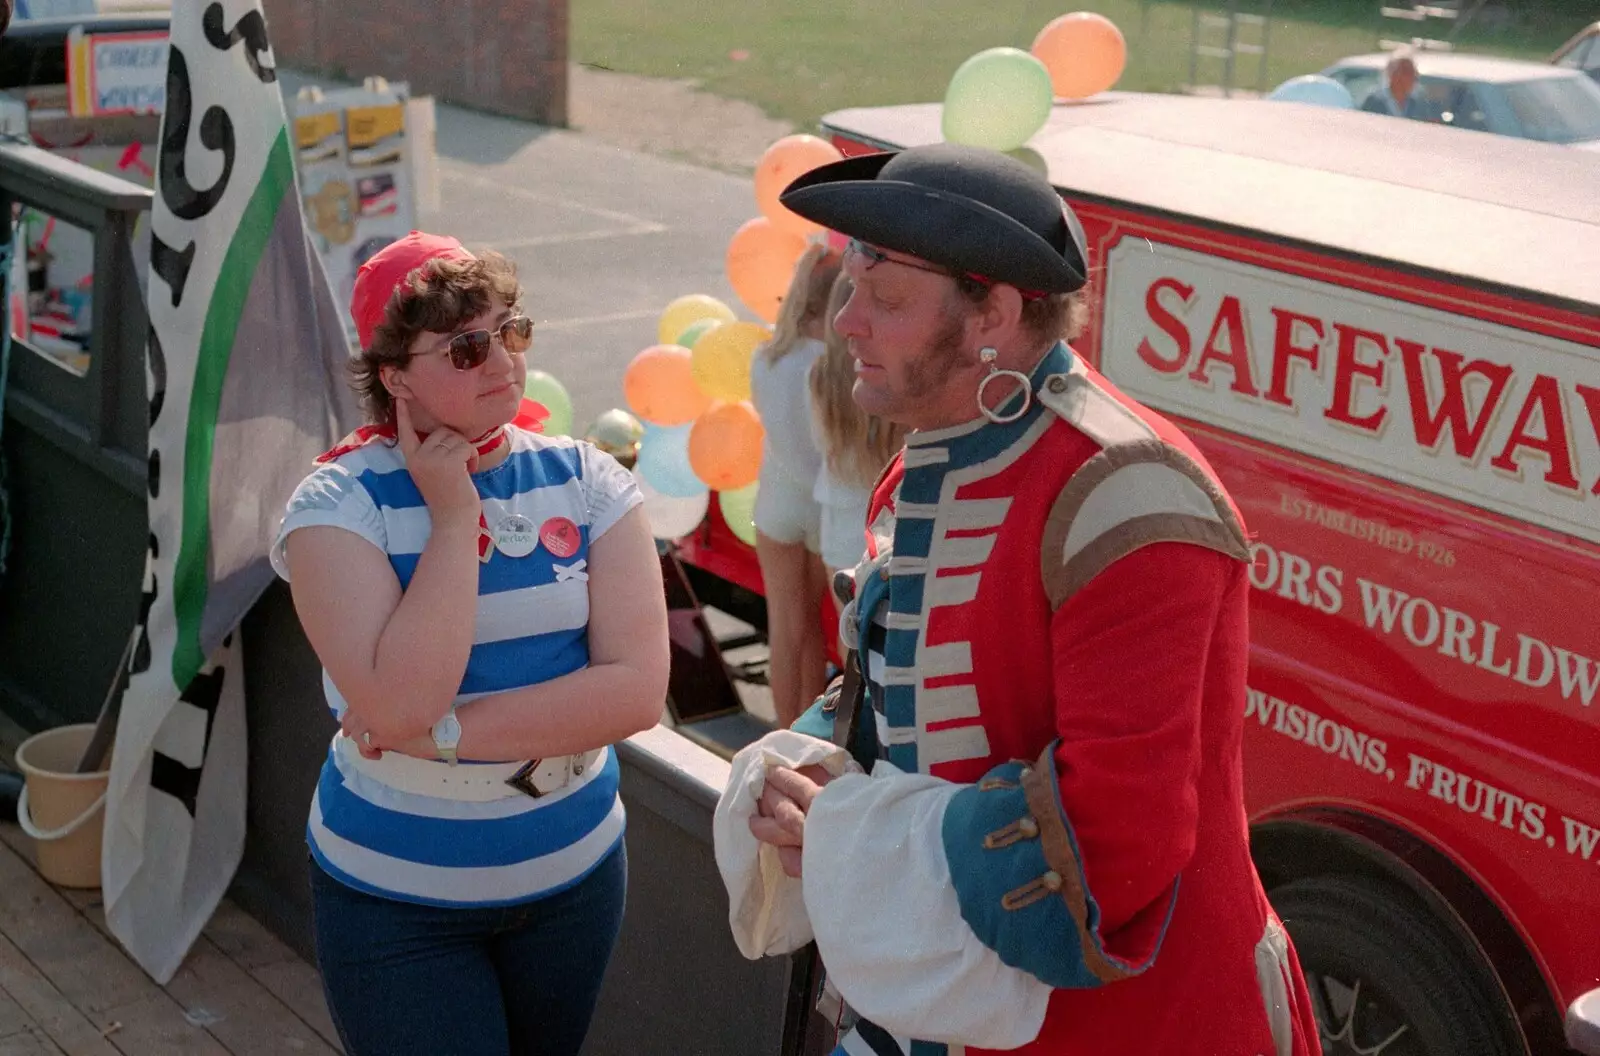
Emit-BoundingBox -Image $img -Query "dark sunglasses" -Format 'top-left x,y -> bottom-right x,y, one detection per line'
428,315 -> 534,371
846,239 -> 1048,302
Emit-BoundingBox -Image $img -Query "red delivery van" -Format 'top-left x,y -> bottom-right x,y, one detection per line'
707,92 -> 1599,1056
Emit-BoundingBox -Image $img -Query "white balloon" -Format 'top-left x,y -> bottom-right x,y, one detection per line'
635,471 -> 710,540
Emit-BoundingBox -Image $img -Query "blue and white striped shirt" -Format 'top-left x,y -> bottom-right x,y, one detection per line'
270,427 -> 643,907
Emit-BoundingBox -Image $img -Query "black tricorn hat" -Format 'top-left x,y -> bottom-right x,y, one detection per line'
779,142 -> 1088,294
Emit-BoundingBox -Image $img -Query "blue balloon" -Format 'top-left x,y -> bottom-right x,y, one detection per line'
636,424 -> 707,499
1267,75 -> 1355,110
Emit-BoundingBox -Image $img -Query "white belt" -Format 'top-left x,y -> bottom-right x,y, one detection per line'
334,733 -> 603,802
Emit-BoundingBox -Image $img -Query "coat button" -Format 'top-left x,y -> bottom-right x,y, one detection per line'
1042,870 -> 1063,891
573,762 -> 584,776
879,567 -> 889,581
1018,817 -> 1039,838
1046,375 -> 1068,394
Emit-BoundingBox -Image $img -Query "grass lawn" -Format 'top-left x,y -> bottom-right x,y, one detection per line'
571,0 -> 1577,133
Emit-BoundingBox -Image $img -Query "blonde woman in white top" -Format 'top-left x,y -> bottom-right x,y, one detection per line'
748,243 -> 842,727
809,272 -> 907,578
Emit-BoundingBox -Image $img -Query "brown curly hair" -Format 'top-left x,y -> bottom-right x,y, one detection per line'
949,277 -> 1090,348
350,250 -> 523,426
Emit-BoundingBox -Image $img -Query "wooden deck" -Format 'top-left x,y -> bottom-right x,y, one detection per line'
0,823 -> 342,1056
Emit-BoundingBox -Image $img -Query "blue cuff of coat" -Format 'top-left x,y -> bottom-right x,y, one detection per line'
940,743 -> 1177,989
792,697 -> 835,739
789,679 -> 880,766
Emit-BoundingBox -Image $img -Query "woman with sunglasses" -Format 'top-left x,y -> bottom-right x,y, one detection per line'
270,231 -> 670,1056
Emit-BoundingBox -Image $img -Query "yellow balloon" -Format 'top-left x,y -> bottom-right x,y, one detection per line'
690,321 -> 770,403
658,294 -> 736,347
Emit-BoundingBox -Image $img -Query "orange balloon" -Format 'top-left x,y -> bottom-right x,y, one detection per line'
622,344 -> 712,427
725,217 -> 808,324
754,134 -> 843,238
1031,12 -> 1127,100
688,401 -> 765,492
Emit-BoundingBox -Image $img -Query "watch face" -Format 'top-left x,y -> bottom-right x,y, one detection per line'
435,712 -> 462,746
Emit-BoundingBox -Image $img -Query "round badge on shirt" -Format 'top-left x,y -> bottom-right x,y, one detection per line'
540,517 -> 581,558
493,514 -> 539,559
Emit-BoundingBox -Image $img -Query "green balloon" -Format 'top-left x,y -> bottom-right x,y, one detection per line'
1006,146 -> 1049,178
942,47 -> 1054,153
718,482 -> 759,547
524,370 -> 573,437
676,318 -> 720,349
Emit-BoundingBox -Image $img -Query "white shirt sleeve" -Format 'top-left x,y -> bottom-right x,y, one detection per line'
578,442 -> 644,542
269,462 -> 388,581
800,765 -> 1053,1049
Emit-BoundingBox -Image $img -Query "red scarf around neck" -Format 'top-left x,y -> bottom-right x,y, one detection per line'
314,398 -> 549,562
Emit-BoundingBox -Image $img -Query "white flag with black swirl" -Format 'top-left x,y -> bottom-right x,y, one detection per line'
102,0 -> 355,984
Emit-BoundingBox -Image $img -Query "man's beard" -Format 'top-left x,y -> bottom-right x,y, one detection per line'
901,311 -> 969,402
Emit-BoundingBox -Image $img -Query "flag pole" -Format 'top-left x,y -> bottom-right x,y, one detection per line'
73,625 -> 138,773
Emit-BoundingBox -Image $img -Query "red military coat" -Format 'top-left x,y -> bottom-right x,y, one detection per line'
795,343 -> 1322,1056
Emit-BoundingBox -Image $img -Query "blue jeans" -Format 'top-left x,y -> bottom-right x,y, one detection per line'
309,842 -> 627,1056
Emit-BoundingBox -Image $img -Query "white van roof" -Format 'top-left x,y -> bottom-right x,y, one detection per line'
820,92 -> 1599,312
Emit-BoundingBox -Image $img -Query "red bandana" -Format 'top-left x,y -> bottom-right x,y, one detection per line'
315,399 -> 550,561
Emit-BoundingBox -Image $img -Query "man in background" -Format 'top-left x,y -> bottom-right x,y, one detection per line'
1361,48 -> 1430,119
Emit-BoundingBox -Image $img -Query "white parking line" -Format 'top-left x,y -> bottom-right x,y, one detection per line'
532,308 -> 663,331
483,227 -> 665,251
439,163 -> 667,231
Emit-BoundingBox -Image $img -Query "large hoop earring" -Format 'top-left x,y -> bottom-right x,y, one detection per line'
976,347 -> 1032,424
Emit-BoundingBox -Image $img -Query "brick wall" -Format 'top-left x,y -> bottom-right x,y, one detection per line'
265,0 -> 568,127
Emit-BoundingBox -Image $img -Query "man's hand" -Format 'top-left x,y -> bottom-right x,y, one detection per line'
749,764 -> 835,878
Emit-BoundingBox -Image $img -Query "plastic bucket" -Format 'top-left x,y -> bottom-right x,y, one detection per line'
14,724 -> 109,889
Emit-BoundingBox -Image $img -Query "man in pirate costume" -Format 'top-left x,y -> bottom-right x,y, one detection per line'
727,144 -> 1323,1055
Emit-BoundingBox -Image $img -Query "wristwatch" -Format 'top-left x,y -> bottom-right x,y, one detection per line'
431,710 -> 462,766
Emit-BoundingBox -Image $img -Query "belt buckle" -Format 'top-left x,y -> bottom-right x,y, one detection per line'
506,759 -> 548,799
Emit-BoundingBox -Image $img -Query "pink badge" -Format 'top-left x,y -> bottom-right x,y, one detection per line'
540,517 -> 581,558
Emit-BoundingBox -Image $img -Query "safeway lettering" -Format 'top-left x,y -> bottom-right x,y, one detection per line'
1245,687 -> 1388,776
1564,815 -> 1600,862
1246,540 -> 1600,710
1101,239 -> 1600,546
1137,279 -> 1598,494
1356,579 -> 1599,707
1405,753 -> 1547,841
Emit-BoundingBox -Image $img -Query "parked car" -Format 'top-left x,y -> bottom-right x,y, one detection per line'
1321,51 -> 1600,149
1552,20 -> 1600,85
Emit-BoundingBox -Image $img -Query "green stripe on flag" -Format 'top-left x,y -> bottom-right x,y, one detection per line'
170,128 -> 294,689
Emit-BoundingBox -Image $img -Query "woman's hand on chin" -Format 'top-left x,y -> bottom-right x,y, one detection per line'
396,397 -> 483,519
